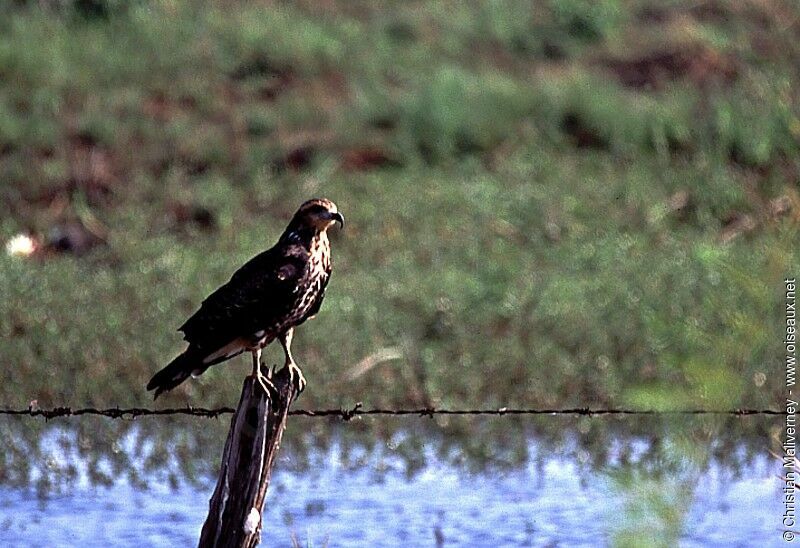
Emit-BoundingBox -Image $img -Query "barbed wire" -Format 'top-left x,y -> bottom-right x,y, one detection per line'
0,404 -> 785,421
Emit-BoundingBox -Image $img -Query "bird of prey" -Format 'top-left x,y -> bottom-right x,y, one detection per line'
146,198 -> 344,399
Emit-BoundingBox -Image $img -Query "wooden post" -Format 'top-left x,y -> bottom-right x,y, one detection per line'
198,365 -> 298,548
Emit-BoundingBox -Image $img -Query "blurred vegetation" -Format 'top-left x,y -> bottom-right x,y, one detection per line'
0,0 -> 797,421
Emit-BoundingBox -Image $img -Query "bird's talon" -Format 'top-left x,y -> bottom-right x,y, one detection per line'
254,373 -> 278,400
287,362 -> 306,397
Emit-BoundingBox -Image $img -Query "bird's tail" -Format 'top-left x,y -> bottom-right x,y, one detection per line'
147,347 -> 207,400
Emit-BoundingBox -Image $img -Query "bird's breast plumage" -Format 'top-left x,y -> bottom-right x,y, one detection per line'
268,231 -> 331,335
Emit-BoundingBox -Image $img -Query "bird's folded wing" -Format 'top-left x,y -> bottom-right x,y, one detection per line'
178,247 -> 307,348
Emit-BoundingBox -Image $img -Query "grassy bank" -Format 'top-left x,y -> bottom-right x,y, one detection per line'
0,0 -> 797,415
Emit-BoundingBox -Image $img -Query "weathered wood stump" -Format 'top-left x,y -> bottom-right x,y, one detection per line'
198,365 -> 298,548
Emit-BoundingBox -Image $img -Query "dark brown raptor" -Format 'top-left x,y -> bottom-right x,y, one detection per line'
146,198 -> 343,399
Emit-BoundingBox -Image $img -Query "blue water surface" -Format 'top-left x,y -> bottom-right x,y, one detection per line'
0,441 -> 782,547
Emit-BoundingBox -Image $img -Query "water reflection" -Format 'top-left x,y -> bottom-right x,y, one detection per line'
0,415 -> 780,545
0,414 -> 775,491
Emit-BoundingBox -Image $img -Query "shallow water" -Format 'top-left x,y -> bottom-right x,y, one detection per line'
0,438 -> 781,547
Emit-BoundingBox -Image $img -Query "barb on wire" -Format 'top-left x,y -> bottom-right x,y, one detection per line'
0,405 -> 785,421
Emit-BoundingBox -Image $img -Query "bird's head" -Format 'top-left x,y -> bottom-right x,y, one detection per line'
292,198 -> 344,232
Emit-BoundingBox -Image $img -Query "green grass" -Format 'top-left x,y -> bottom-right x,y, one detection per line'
0,0 -> 797,420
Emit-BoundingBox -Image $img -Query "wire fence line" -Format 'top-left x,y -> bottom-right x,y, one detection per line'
0,404 -> 786,421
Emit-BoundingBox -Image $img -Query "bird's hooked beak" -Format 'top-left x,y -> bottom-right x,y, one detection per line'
330,211 -> 344,229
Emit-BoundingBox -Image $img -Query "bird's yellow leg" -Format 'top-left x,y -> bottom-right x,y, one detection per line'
251,348 -> 277,398
279,329 -> 306,396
